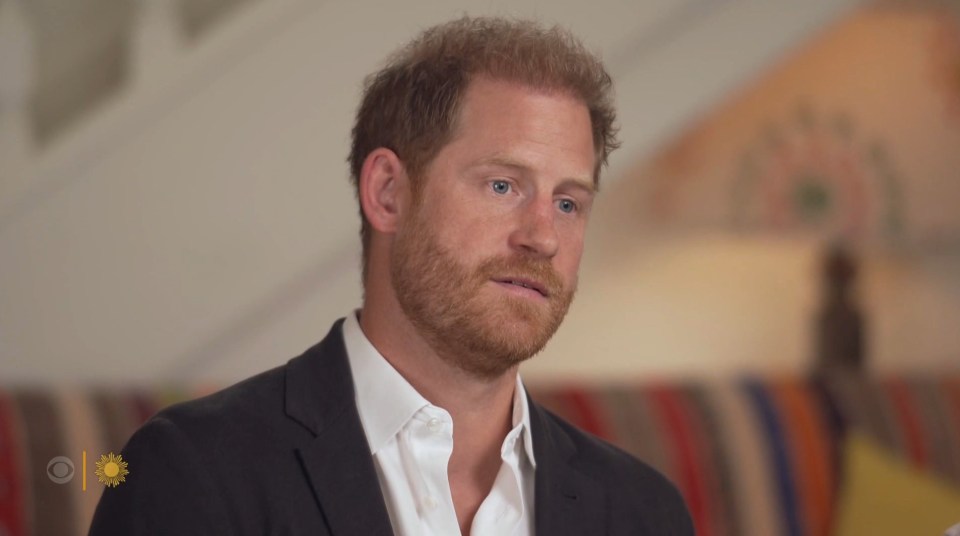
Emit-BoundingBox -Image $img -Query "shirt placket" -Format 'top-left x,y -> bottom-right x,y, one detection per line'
470,425 -> 525,535
406,406 -> 460,535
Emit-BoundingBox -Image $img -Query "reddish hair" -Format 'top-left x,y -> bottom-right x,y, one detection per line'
348,16 -> 619,271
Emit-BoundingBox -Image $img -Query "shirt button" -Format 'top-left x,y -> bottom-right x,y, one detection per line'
423,496 -> 438,510
426,418 -> 443,434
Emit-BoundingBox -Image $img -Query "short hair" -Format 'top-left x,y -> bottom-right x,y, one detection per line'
348,16 -> 619,271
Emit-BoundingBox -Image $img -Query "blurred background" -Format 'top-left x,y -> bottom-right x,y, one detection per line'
2,1 -> 960,535
1,0 -> 957,384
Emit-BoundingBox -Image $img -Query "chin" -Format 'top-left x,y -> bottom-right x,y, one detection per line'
448,308 -> 560,377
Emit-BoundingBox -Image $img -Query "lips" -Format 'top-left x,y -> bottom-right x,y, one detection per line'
494,277 -> 549,297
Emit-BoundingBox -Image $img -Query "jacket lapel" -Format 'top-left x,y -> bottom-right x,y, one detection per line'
285,319 -> 395,536
283,321 -> 610,536
529,395 -> 607,536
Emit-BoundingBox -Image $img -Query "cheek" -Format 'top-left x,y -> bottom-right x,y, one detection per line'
560,248 -> 584,278
558,230 -> 587,275
436,205 -> 510,250
421,211 -> 497,265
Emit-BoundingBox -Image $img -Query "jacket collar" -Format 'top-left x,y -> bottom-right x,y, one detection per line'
529,396 -> 608,536
342,310 -> 538,469
283,318 -> 606,536
285,318 -> 395,536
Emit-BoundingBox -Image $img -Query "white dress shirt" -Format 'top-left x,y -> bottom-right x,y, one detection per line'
342,311 -> 536,536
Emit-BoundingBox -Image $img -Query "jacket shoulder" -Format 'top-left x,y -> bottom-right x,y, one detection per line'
537,404 -> 694,535
89,366 -> 291,535
153,364 -> 289,441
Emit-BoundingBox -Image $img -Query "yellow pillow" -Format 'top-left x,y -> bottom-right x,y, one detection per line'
836,431 -> 960,536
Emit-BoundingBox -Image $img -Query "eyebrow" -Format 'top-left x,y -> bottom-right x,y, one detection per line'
471,155 -> 597,194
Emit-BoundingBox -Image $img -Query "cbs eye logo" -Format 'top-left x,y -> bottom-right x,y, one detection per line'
45,452 -> 129,488
46,456 -> 75,484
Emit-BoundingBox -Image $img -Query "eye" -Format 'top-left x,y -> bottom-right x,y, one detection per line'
491,180 -> 511,195
557,199 -> 578,214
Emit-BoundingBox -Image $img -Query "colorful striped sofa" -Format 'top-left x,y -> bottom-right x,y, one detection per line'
2,374 -> 958,536
531,375 -> 960,536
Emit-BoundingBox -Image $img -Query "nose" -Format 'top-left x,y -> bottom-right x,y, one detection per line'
508,197 -> 559,258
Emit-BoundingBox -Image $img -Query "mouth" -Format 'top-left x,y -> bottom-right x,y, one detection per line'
492,277 -> 549,298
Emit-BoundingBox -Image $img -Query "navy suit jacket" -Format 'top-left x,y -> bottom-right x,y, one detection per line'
89,319 -> 693,535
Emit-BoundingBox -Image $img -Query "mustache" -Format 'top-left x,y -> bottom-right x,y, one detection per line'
474,256 -> 565,297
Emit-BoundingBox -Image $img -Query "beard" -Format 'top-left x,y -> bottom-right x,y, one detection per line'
390,205 -> 576,379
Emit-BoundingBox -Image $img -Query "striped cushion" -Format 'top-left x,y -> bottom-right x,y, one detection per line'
1,376 -> 957,536
528,375 -> 960,536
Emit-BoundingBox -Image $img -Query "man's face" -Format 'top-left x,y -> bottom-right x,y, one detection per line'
391,77 -> 597,378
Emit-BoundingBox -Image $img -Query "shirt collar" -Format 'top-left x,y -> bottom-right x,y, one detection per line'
343,310 -> 428,454
342,311 -> 536,467
512,374 -> 537,468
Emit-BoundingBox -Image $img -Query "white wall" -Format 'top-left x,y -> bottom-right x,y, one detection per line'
526,226 -> 960,383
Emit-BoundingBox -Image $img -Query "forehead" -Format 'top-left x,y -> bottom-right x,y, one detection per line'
444,77 -> 596,178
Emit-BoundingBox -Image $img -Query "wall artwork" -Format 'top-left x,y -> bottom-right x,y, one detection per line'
731,104 -> 904,245
634,5 -> 960,253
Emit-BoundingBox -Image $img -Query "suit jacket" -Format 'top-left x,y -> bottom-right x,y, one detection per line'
89,319 -> 693,535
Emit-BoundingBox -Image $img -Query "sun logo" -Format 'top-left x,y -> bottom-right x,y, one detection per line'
95,452 -> 129,487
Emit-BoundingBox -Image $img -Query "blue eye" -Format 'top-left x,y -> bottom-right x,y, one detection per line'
491,180 -> 511,194
557,199 -> 577,214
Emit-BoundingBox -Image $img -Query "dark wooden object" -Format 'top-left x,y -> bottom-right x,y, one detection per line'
815,245 -> 866,373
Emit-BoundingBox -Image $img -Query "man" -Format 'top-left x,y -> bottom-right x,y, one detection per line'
90,17 -> 692,535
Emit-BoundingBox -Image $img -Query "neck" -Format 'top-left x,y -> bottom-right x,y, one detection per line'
359,271 -> 519,532
358,281 -> 518,427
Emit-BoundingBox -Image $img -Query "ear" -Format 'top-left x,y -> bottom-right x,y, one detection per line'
358,148 -> 410,235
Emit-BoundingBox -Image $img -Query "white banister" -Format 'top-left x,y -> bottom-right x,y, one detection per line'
0,0 -> 36,183
132,0 -> 183,86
